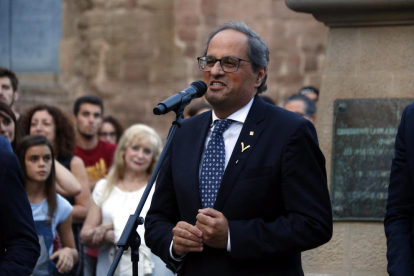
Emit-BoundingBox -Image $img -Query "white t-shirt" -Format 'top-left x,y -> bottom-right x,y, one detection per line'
31,194 -> 72,276
93,179 -> 154,276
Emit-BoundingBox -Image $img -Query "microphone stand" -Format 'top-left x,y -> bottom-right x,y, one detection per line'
107,106 -> 185,276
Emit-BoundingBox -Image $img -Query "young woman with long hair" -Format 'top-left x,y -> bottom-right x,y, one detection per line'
17,135 -> 79,275
23,104 -> 90,275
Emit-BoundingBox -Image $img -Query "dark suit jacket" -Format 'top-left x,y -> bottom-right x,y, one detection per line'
385,102 -> 414,276
0,136 -> 12,152
145,96 -> 333,276
0,148 -> 40,275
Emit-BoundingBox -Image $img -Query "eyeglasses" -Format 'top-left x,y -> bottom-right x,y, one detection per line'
197,56 -> 252,73
99,132 -> 116,138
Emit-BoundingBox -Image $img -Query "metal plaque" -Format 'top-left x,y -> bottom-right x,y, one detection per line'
331,98 -> 414,221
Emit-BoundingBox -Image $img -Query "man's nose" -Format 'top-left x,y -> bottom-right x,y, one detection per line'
210,61 -> 225,76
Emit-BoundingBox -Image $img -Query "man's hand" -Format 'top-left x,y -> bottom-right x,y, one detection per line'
196,208 -> 228,249
172,221 -> 204,257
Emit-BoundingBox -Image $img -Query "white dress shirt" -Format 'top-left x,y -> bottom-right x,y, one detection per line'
170,97 -> 255,260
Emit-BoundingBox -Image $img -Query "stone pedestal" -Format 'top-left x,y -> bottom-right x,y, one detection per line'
286,0 -> 414,275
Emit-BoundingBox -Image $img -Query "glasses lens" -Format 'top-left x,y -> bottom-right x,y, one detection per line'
198,56 -> 219,71
221,57 -> 239,72
198,57 -> 207,71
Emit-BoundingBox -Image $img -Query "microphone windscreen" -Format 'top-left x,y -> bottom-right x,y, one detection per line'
191,81 -> 208,98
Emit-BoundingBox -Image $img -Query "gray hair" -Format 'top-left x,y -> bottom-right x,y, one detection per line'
203,21 -> 269,93
283,94 -> 317,119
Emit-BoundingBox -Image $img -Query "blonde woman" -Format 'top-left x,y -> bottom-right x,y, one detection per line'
80,124 -> 163,276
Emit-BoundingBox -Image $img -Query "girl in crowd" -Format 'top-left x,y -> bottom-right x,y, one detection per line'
23,104 -> 90,276
0,101 -> 20,152
99,116 -> 124,145
17,135 -> 79,275
81,124 -> 167,276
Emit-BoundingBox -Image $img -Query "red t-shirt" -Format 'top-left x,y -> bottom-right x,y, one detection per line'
75,140 -> 117,183
75,140 -> 116,258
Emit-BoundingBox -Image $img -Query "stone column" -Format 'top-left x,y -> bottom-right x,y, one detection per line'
285,1 -> 414,275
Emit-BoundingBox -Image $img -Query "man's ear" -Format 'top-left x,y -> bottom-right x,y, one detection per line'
71,115 -> 77,126
254,67 -> 267,88
311,114 -> 316,124
97,117 -> 103,129
13,91 -> 19,102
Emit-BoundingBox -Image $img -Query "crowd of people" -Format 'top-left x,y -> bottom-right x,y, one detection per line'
0,67 -> 179,275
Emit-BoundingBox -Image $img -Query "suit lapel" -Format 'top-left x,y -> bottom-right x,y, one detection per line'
214,96 -> 267,211
184,112 -> 212,212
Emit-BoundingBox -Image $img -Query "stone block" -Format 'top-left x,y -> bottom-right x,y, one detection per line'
279,54 -> 303,75
174,0 -> 200,12
125,43 -> 154,59
175,12 -> 201,26
137,0 -> 173,11
303,223 -> 347,271
304,73 -> 322,90
358,26 -> 414,75
104,0 -> 130,9
104,44 -> 126,79
392,74 -> 414,98
80,10 -> 108,27
300,33 -> 328,53
269,36 -> 298,53
276,74 -> 304,86
285,20 -> 326,39
178,26 -> 197,42
121,60 -> 149,80
216,0 -> 273,22
349,223 -> 387,272
304,53 -> 318,72
201,0 -> 218,15
324,28 -> 359,76
59,38 -> 78,81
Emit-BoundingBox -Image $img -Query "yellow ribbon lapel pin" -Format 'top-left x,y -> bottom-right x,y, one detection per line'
241,142 -> 251,153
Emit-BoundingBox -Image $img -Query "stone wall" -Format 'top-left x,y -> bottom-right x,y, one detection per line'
17,0 -> 328,138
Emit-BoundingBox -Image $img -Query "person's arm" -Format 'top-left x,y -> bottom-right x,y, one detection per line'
70,157 -> 91,223
55,160 -> 81,197
51,214 -> 78,274
80,199 -> 114,248
0,151 -> 40,275
384,106 -> 414,276
89,179 -> 99,191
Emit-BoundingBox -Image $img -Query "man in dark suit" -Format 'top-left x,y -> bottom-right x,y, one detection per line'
145,21 -> 333,276
385,103 -> 414,276
0,136 -> 40,275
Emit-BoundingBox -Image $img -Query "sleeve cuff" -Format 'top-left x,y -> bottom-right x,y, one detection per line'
169,241 -> 186,261
227,227 -> 231,252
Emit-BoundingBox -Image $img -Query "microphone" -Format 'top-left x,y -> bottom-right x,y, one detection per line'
153,81 -> 207,115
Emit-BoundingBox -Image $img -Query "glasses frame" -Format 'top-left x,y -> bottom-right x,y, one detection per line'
197,56 -> 252,73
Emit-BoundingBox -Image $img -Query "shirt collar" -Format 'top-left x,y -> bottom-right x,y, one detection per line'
211,96 -> 255,126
